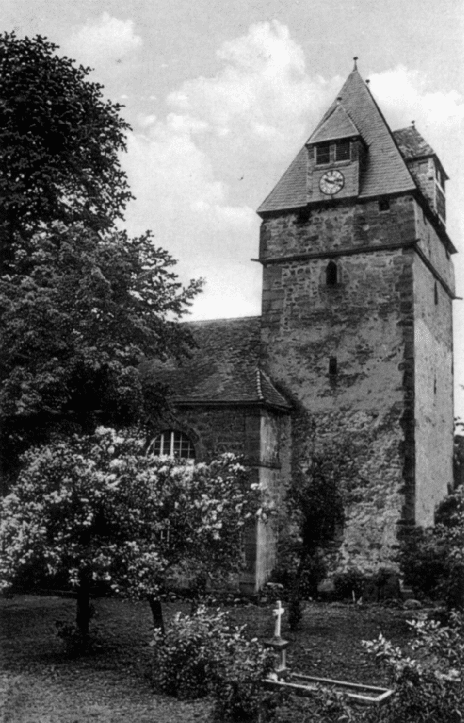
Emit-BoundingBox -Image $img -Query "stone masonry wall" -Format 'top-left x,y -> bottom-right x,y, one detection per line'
260,196 -> 418,570
414,200 -> 455,290
412,199 -> 454,524
255,411 -> 291,588
260,195 -> 416,260
157,405 -> 289,591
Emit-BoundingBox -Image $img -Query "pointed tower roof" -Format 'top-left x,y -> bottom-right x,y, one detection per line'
394,125 -> 449,178
258,68 -> 417,214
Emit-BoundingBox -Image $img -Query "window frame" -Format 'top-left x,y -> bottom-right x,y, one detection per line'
334,140 -> 350,162
150,430 -> 196,460
315,143 -> 331,165
326,260 -> 338,286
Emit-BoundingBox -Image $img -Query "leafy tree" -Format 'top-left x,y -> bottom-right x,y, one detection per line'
0,428 -> 262,643
0,33 -> 132,274
0,224 -> 201,487
278,438 -> 362,629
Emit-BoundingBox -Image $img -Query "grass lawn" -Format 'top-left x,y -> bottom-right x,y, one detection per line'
0,594 -> 415,722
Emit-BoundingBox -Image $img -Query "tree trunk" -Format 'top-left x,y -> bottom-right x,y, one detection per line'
75,573 -> 91,640
289,549 -> 311,631
148,595 -> 165,634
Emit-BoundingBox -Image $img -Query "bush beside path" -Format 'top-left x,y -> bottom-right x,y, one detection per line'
0,594 -> 413,722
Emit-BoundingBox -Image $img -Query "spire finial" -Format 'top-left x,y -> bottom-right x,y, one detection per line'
411,120 -> 415,128
353,56 -> 358,70
365,79 -> 370,85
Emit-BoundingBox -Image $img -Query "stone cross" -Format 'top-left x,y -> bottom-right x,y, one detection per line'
273,600 -> 284,639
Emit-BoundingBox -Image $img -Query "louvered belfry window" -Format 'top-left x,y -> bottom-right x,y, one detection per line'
150,430 -> 195,459
316,144 -> 330,165
335,140 -> 350,161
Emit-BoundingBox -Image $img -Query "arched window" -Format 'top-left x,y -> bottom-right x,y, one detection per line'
149,430 -> 195,459
326,261 -> 338,286
329,357 -> 338,376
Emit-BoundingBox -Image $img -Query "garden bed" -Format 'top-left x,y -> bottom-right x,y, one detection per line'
0,594 -> 415,722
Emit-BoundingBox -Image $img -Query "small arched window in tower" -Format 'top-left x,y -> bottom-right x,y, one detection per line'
326,261 -> 338,286
434,282 -> 438,306
379,198 -> 390,212
297,206 -> 311,224
329,357 -> 338,376
434,377 -> 437,395
149,430 -> 195,459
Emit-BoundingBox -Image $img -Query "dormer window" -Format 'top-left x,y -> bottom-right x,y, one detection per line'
335,140 -> 350,161
316,144 -> 331,165
315,140 -> 352,166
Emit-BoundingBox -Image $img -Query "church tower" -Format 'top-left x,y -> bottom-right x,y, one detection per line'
257,63 -> 456,569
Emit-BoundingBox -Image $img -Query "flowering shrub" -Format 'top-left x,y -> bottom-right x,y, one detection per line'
209,626 -> 278,722
362,612 -> 463,723
152,607 -> 228,698
0,428 -> 262,640
152,605 -> 279,722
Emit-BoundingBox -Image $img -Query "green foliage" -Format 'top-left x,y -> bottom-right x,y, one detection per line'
398,487 -> 464,609
275,689 -> 356,723
286,448 -> 347,555
363,612 -> 463,723
0,33 -> 203,484
209,631 -> 278,722
152,606 -> 226,698
152,605 -> 278,721
0,224 -> 201,483
276,437 -> 361,629
0,32 -> 132,269
0,429 -> 261,638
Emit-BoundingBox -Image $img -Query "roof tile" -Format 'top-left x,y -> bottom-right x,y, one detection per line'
258,69 -> 417,213
144,316 -> 291,410
393,126 -> 435,159
308,103 -> 361,144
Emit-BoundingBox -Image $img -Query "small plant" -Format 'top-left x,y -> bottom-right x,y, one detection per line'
152,606 -> 228,698
275,688 -> 356,723
398,487 -> 464,609
363,611 -> 463,723
152,605 -> 280,721
209,632 -> 278,722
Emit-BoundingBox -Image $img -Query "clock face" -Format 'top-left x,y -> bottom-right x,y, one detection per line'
319,170 -> 345,195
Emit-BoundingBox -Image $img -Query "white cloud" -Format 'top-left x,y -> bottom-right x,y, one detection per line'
121,26 -> 464,324
368,64 -> 464,241
122,21 -> 341,318
123,115 -> 261,318
167,21 -> 341,163
65,12 -> 142,68
369,66 -> 464,155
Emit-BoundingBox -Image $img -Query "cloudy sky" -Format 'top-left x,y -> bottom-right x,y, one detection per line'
4,0 -> 464,414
